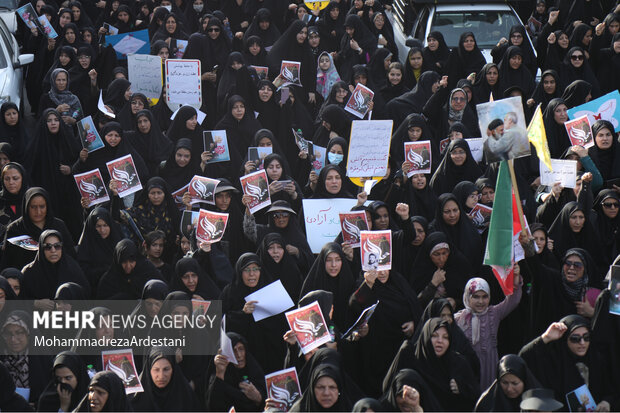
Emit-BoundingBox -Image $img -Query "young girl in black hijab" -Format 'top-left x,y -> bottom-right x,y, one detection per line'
528,69 -> 560,111
37,351 -> 90,412
158,138 -> 202,194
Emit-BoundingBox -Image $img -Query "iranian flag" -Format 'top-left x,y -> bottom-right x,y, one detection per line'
484,161 -> 527,295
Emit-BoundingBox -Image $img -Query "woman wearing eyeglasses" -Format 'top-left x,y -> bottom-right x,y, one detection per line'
220,253 -> 289,373
545,44 -> 601,98
20,230 -> 90,305
519,315 -> 617,411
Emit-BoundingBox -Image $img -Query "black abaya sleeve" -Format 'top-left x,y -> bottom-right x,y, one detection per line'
422,86 -> 450,134
206,375 -> 259,411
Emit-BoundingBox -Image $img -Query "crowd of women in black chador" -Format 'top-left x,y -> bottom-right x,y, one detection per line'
0,0 -> 619,410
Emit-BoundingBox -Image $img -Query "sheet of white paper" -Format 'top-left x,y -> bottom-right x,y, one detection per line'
364,179 -> 377,194
98,91 -> 115,118
113,35 -> 146,55
346,120 -> 393,178
220,316 -> 238,365
244,280 -> 294,322
466,138 -> 484,163
540,159 -> 577,189
170,105 -> 207,124
128,54 -> 162,100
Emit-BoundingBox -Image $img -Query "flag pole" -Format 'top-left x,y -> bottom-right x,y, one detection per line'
507,159 -> 527,235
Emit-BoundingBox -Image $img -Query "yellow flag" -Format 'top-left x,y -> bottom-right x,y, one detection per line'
527,104 -> 552,170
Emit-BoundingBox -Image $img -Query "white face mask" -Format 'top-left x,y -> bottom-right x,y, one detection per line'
193,4 -> 203,12
328,152 -> 343,164
162,4 -> 172,11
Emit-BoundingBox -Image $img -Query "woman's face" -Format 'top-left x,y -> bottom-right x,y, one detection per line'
314,376 -> 339,409
335,87 -> 348,103
233,341 -> 246,368
180,236 -> 191,254
325,251 -> 342,277
3,167 -> 22,195
144,297 -> 162,318
449,130 -> 463,140
124,86 -> 132,101
465,191 -> 479,209
566,326 -> 590,357
165,17 -> 177,33
105,130 -> 121,147
137,115 -> 151,134
374,13 -> 385,29
462,35 -> 475,51
43,234 -> 62,264
412,222 -> 426,246
58,52 -> 71,67
481,186 -> 494,204
181,271 -> 198,292
122,259 -> 136,275
175,148 -> 191,167
330,143 -> 343,155
469,290 -> 490,313
117,11 -> 129,23
151,358 -> 173,389
601,196 -> 620,219
558,33 -> 569,48
207,24 -> 221,39
542,74 -> 556,94
78,54 -> 91,69
486,66 -> 498,85
439,305 -> 453,323
442,200 -> 460,225
232,101 -> 245,120
388,68 -> 402,86
319,55 -> 331,71
510,30 -> 523,46
55,72 -> 68,91
509,53 -> 522,70
0,153 -> 8,168
563,254 -> 585,282
148,188 -> 165,206
231,60 -> 243,70
450,146 -> 467,166
36,0 -> 45,13
273,212 -> 289,228
88,385 -> 109,412
329,6 -> 339,20
296,27 -> 308,44
258,137 -> 272,147
59,12 -> 71,28
248,42 -> 261,56
408,52 -> 423,70
325,169 -> 342,195
431,326 -> 450,357
430,247 -> 449,268
158,47 -> 170,60
595,127 -> 613,150
267,242 -> 284,263
95,218 -> 111,239
185,114 -> 197,131
55,366 -> 78,391
83,30 -> 92,44
258,85 -> 273,102
215,191 -> 231,211
28,195 -> 47,225
570,50 -> 585,68
241,263 -> 260,288
450,91 -> 467,112
131,98 -> 145,115
581,29 -> 593,46
411,173 -> 426,189
568,210 -> 585,232
500,373 -> 524,399
427,36 -> 439,51
533,229 -> 546,253
407,126 -> 422,141
266,160 -> 282,181
2,324 -> 28,353
65,28 -> 76,43
147,237 -> 164,259
373,206 -> 390,230
553,104 -> 568,124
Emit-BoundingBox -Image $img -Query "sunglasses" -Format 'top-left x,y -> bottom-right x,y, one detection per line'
568,333 -> 590,343
602,202 -> 619,209
273,212 -> 289,219
571,55 -> 584,61
207,28 -> 220,32
564,260 -> 584,269
43,242 -> 63,251
451,97 -> 466,102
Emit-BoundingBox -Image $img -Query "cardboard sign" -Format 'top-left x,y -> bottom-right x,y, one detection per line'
302,198 -> 359,253
165,59 -> 202,110
240,170 -> 271,214
339,211 -> 369,248
360,230 -> 392,271
196,209 -> 228,244
101,349 -> 143,394
264,367 -> 302,410
539,159 -> 577,189
128,54 -> 163,100
106,154 -> 142,197
346,120 -> 392,178
345,83 -> 374,119
466,138 -> 484,163
105,30 -> 150,59
564,115 -> 593,148
404,141 -> 432,176
77,116 -> 104,153
567,90 -> 620,132
188,176 -> 219,205
74,169 -> 109,207
285,301 -> 331,354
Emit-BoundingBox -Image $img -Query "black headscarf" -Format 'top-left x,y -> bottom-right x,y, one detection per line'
151,12 -> 189,43
316,1 -> 345,52
256,232 -> 303,301
381,368 -> 442,412
338,14 -> 377,83
75,371 -> 132,411
423,31 -> 450,75
310,164 -> 353,199
215,95 -> 262,161
300,242 -> 356,330
452,180 -> 478,213
21,229 -> 90,299
558,46 -> 600,97
530,70 -> 560,111
116,92 -> 148,132
386,71 -> 441,132
473,63 -> 501,104
560,79 -> 591,109
77,207 -> 122,288
446,32 -> 486,89
96,239 -> 163,299
429,139 -> 482,196
368,48 -> 392,90
125,109 -> 173,176
172,257 -> 221,299
312,105 -> 351,147
498,46 -> 535,98
104,78 -> 131,114
266,20 -> 315,92
474,354 -> 541,412
290,364 -> 351,412
158,138 -> 200,192
165,105 -> 203,152
542,98 -> 571,158
217,52 -> 257,113
130,346 -> 199,411
38,351 -> 90,412
390,112 -> 437,165
0,103 -> 30,163
591,189 -> 620,267
220,253 -> 268,313
0,162 -> 28,224
243,8 -> 280,47
588,120 -> 620,182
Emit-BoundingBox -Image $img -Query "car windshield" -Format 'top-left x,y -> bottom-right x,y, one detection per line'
431,10 -> 521,48
0,0 -> 18,9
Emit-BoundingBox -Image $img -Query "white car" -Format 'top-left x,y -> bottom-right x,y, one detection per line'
0,14 -> 33,109
389,0 -> 536,67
